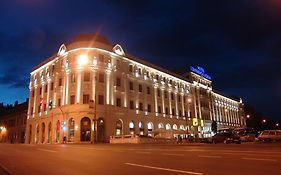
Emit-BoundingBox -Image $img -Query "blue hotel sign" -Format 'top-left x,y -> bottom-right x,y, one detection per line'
190,66 -> 212,80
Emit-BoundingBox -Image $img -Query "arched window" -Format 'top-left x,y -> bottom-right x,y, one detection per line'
172,124 -> 178,130
166,124 -> 171,130
80,117 -> 91,142
138,121 -> 144,135
116,119 -> 123,136
68,118 -> 75,142
129,121 -> 135,134
41,122 -> 45,144
158,123 -> 164,129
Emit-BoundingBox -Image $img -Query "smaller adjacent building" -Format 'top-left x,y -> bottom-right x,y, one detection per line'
0,100 -> 28,143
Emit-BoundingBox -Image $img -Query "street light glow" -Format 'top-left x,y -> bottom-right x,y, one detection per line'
78,54 -> 88,66
262,119 -> 266,123
246,115 -> 250,118
187,98 -> 192,103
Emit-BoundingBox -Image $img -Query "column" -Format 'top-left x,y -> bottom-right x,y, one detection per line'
76,70 -> 82,103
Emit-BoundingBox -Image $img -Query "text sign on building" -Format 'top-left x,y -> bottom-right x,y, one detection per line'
190,66 -> 212,80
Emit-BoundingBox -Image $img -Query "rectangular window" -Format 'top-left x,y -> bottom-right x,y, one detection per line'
58,98 -> 61,107
83,94 -> 90,104
84,72 -> 90,82
147,104 -> 151,112
157,89 -> 160,97
130,100 -> 134,109
158,106 -> 161,113
32,90 -> 34,97
171,93 -> 174,100
38,105 -> 41,113
59,78 -> 62,86
129,65 -> 133,72
70,95 -> 75,104
51,82 -> 54,91
164,91 -> 168,99
99,73 -> 104,83
139,84 -> 142,92
139,102 -> 143,111
99,54 -> 104,62
116,98 -> 121,107
116,77 -> 121,87
172,108 -> 175,116
44,104 -> 47,111
129,81 -> 133,90
39,87 -> 42,95
165,107 -> 168,114
45,85 -> 48,93
98,95 -> 104,105
147,86 -> 150,94
31,107 -> 33,114
179,110 -> 182,117
178,96 -> 181,102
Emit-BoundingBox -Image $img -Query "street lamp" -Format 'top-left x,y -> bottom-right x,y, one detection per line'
276,123 -> 279,127
246,114 -> 250,119
186,97 -> 192,137
262,119 -> 266,123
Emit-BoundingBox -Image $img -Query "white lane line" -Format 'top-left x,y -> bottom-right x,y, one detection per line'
136,151 -> 151,154
162,153 -> 184,156
241,158 -> 277,162
125,163 -> 203,175
217,152 -> 281,157
0,162 -> 14,175
198,155 -> 222,158
37,148 -> 57,153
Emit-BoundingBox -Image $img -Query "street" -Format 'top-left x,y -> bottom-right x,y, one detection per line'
0,143 -> 281,175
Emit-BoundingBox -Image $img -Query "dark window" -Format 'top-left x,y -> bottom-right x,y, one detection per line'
172,108 -> 175,116
129,65 -> 133,72
39,87 -> 42,95
44,104 -> 47,111
84,72 -> 90,82
32,90 -> 34,97
59,78 -> 62,86
147,104 -> 151,112
139,102 -> 143,111
99,73 -> 104,83
139,84 -> 142,92
184,97 -> 186,103
129,81 -> 133,90
156,75 -> 159,80
83,94 -> 90,104
38,105 -> 41,113
31,107 -> 33,114
138,68 -> 141,75
171,93 -> 174,100
45,85 -> 48,93
58,98 -> 61,107
116,98 -> 121,107
116,78 -> 121,86
165,107 -> 168,114
179,110 -> 182,117
178,96 -> 181,102
98,95 -> 104,105
157,89 -> 160,97
70,95 -> 75,104
51,82 -> 54,91
164,91 -> 168,99
99,54 -> 104,62
130,100 -> 134,109
158,106 -> 161,113
147,87 -> 150,94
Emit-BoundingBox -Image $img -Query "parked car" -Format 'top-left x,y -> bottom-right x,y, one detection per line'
257,130 -> 281,142
233,127 -> 256,142
217,128 -> 234,133
212,132 -> 241,144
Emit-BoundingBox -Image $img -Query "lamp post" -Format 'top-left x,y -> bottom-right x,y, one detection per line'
186,97 -> 192,137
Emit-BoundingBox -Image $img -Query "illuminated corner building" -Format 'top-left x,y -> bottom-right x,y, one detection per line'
25,34 -> 246,144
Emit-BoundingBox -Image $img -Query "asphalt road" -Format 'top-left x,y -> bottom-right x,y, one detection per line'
0,143 -> 281,175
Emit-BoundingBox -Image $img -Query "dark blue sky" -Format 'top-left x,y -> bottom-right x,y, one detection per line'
0,0 -> 281,121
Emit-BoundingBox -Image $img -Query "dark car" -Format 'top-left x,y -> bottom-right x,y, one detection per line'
212,132 -> 241,144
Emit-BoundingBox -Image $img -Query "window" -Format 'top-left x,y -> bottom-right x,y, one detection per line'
51,82 -> 54,91
129,65 -> 133,72
116,78 -> 121,87
99,73 -> 104,83
129,81 -> 133,90
172,108 -> 175,116
45,85 -> 48,93
83,94 -> 90,104
139,84 -> 142,92
139,102 -> 143,111
39,87 -> 42,95
38,105 -> 41,113
129,100 -> 134,109
84,72 -> 90,82
158,106 -> 161,113
171,93 -> 174,100
157,89 -> 160,97
156,75 -> 159,80
98,95 -> 104,105
138,68 -> 142,75
70,95 -> 75,104
164,91 -> 168,99
179,110 -> 182,117
178,96 -> 181,102
99,54 -> 104,62
147,86 -> 150,94
31,107 -> 33,114
58,98 -> 61,107
116,98 -> 121,107
44,104 -> 47,111
59,78 -> 62,86
147,104 -> 151,112
165,107 -> 168,114
32,90 -> 34,97
52,64 -> 55,72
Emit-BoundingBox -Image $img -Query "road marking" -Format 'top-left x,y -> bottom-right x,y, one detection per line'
0,162 -> 13,175
217,152 -> 281,157
198,155 -> 222,158
162,153 -> 184,156
125,163 -> 203,175
136,151 -> 151,154
37,148 -> 57,153
241,158 -> 277,162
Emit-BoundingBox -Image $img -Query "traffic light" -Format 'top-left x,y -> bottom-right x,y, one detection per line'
48,99 -> 53,109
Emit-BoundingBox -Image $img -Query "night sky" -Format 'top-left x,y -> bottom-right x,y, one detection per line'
0,0 -> 281,121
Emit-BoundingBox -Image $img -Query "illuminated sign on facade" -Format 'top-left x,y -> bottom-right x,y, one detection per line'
190,66 -> 212,80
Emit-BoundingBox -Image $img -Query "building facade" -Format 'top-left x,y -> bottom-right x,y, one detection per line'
25,34 -> 245,144
0,100 -> 28,143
